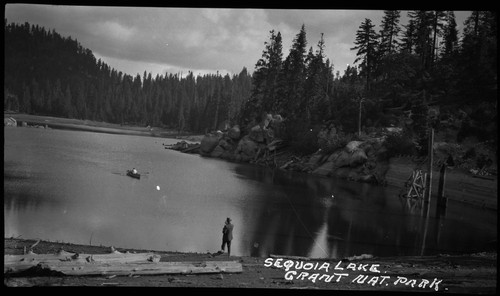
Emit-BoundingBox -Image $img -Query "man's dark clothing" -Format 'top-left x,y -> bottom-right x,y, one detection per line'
221,222 -> 234,255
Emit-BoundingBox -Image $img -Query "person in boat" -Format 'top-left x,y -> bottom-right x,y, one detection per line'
132,168 -> 138,174
221,217 -> 234,257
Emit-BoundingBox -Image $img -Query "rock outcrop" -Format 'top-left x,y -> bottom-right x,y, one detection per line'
170,117 -> 392,185
200,132 -> 223,155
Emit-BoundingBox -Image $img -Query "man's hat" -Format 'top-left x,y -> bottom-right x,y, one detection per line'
226,217 -> 231,222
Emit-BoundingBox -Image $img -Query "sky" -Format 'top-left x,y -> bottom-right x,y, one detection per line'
5,4 -> 473,79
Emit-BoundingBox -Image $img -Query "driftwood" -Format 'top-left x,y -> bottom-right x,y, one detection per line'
279,160 -> 294,170
33,260 -> 243,276
4,250 -> 242,276
4,251 -> 160,274
269,254 -> 311,261
180,144 -> 200,153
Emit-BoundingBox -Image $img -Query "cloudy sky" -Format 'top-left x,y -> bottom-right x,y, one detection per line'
5,4 -> 472,78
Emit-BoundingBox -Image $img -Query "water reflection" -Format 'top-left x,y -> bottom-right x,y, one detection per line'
233,163 -> 496,259
4,128 -> 496,258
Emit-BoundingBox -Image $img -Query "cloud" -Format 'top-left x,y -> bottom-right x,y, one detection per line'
5,5 -> 472,79
89,21 -> 137,42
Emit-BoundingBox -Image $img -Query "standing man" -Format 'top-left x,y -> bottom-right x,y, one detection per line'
221,217 -> 234,257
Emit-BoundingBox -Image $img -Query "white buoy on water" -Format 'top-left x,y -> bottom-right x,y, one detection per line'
156,185 -> 160,191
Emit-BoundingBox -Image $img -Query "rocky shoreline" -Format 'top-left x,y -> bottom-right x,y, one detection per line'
166,115 -> 393,186
165,114 -> 497,210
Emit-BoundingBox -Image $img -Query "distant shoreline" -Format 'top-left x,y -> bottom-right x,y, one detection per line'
6,112 -> 497,211
4,112 -> 204,142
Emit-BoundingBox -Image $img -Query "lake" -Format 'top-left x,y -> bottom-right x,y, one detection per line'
3,127 -> 497,258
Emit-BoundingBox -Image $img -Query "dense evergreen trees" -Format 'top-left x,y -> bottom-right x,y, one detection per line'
4,20 -> 252,133
348,10 -> 497,151
4,11 -> 497,152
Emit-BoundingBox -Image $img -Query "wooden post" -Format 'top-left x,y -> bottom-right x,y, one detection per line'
437,163 -> 447,208
421,172 -> 427,216
425,128 -> 434,203
435,162 -> 448,217
358,98 -> 363,137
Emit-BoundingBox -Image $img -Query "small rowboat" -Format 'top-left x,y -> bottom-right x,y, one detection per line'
126,170 -> 141,179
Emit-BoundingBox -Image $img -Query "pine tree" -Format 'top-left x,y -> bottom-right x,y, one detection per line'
401,18 -> 416,54
379,10 -> 401,56
430,11 -> 447,66
410,91 -> 430,155
408,10 -> 434,70
441,11 -> 459,59
351,18 -> 379,91
457,11 -> 497,103
241,30 -> 283,127
21,84 -> 32,114
304,33 -> 332,124
62,84 -> 73,117
277,24 -> 308,119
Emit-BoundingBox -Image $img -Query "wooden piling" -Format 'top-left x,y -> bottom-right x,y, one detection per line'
425,128 -> 434,204
437,163 -> 448,208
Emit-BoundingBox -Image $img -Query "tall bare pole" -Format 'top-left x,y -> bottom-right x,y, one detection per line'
358,97 -> 364,137
421,128 -> 434,255
425,128 -> 435,203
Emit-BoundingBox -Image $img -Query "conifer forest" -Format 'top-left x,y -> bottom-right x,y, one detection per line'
4,11 -> 497,154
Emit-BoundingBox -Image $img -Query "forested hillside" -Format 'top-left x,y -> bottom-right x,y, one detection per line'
4,20 -> 252,133
4,10 -> 498,155
239,10 -> 497,154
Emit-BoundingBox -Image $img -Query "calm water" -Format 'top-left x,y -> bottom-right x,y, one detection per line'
4,127 -> 497,258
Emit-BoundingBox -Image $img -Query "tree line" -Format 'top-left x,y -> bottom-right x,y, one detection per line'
4,19 -> 252,133
239,10 -> 497,153
4,11 -> 497,153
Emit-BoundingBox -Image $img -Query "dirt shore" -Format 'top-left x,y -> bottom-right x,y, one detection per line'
4,238 -> 497,292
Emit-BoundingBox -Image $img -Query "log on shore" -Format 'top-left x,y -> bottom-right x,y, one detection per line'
19,260 -> 243,276
269,254 -> 311,261
180,144 -> 200,153
4,251 -> 160,274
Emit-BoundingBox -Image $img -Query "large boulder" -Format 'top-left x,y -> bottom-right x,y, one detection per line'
349,150 -> 368,167
236,135 -> 259,161
228,125 -> 241,140
345,141 -> 363,153
312,160 -> 336,176
249,125 -> 265,143
331,167 -> 351,179
210,138 -> 236,158
304,152 -> 326,171
200,133 -> 223,155
210,145 -> 225,158
262,114 -> 273,129
218,138 -> 234,151
311,149 -> 351,176
330,150 -> 351,168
